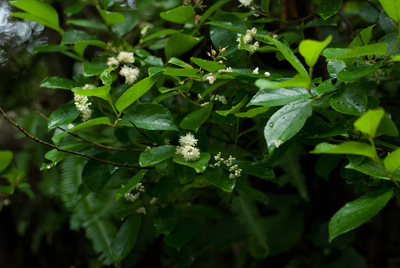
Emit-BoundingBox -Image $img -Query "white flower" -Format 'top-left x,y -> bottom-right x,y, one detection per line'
201,102 -> 210,107
273,34 -> 278,39
243,34 -> 252,44
181,145 -> 200,161
82,84 -> 96,89
134,182 -> 145,192
206,73 -> 216,84
265,72 -> 271,77
252,41 -> 260,52
117,51 -> 135,63
150,197 -> 158,205
273,139 -> 283,148
107,57 -> 119,67
239,0 -> 253,8
74,93 -> 92,122
124,192 -> 137,202
137,207 -> 146,215
120,65 -> 140,84
252,67 -> 259,75
225,67 -> 233,72
68,124 -> 74,129
179,132 -> 198,146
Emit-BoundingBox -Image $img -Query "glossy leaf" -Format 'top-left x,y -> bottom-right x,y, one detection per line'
237,183 -> 269,206
337,61 -> 383,82
216,95 -> 248,116
190,57 -> 226,72
310,142 -> 376,159
180,103 -> 213,132
154,205 -> 178,235
384,148 -> 400,174
67,19 -> 108,31
346,157 -> 400,181
111,11 -> 137,38
378,0 -> 400,22
377,115 -> 399,137
72,85 -> 111,101
235,106 -> 270,118
323,44 -> 388,59
139,145 -> 176,167
0,151 -> 13,173
40,77 -> 78,90
111,213 -> 141,264
82,158 -> 111,195
329,188 -> 393,242
165,33 -> 203,60
173,152 -> 211,173
265,99 -> 313,153
317,0 -> 343,20
329,84 -> 367,116
163,68 -> 200,78
115,170 -> 148,201
164,218 -> 197,251
249,85 -> 310,107
48,102 -> 80,130
45,142 -> 88,166
61,28 -> 96,45
116,199 -> 143,221
82,60 -> 109,77
160,6 -> 195,24
354,109 -> 385,138
143,29 -> 180,43
96,5 -> 126,25
299,35 -> 332,67
32,44 -> 69,55
116,72 -> 162,113
255,74 -> 310,89
204,168 -> 236,193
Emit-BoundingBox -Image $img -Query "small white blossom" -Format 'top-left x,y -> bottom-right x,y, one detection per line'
68,124 -> 74,129
225,67 -> 233,72
239,0 -> 253,8
181,145 -> 200,161
74,93 -> 92,122
273,139 -> 283,148
273,34 -> 278,39
206,73 -> 216,84
150,197 -> 158,205
137,207 -> 146,215
201,102 -> 210,106
179,132 -> 198,146
117,51 -> 135,63
265,72 -> 271,77
253,67 -> 259,75
124,192 -> 137,202
120,65 -> 140,84
82,84 -> 96,90
252,41 -> 260,52
107,57 -> 119,67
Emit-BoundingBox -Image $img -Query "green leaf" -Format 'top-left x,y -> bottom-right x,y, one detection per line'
235,106 -> 270,118
180,103 -> 213,132
255,74 -> 310,89
111,11 -> 137,37
317,0 -> 343,20
199,0 -> 230,26
329,84 -> 367,116
45,142 -> 88,166
32,44 -> 69,55
346,157 -> 400,181
261,35 -> 308,77
337,61 -> 383,82
100,66 -> 114,86
111,213 -> 141,264
164,218 -> 197,251
52,117 -> 111,146
40,76 -> 78,90
143,29 -> 180,43
310,142 -> 376,159
48,102 -> 80,130
329,188 -> 393,242
354,109 -> 385,138
165,33 -> 203,60
384,148 -> 400,174
82,60 -> 109,77
204,168 -> 236,193
82,158 -> 111,195
377,115 -> 399,137
249,85 -> 310,107
236,182 -> 269,206
190,57 -> 226,72
160,5 -> 195,24
96,5 -> 126,25
115,170 -> 148,201
216,95 -> 248,116
0,151 -> 13,173
323,44 -> 388,59
299,35 -> 332,67
139,145 -> 176,167
119,103 -> 178,131
163,68 -> 200,78
116,72 -> 162,113
172,152 -> 211,173
72,85 -> 111,101
378,0 -> 400,22
154,206 -> 178,235
265,99 -> 313,153
10,0 -> 61,32
67,19 -> 108,30
61,28 -> 96,45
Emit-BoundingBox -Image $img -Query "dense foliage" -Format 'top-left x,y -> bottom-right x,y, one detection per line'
2,0 -> 400,267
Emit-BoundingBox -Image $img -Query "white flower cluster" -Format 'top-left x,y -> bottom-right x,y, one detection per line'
120,65 -> 140,84
206,73 -> 216,84
123,182 -> 145,202
237,28 -> 259,53
211,94 -> 227,104
239,0 -> 253,8
225,67 -> 233,72
107,57 -> 119,67
74,84 -> 94,122
150,197 -> 158,205
211,152 -> 242,180
137,207 -> 146,215
176,133 -> 200,162
107,51 -> 135,67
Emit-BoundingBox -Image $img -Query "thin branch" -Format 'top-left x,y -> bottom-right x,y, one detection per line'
1,107 -> 151,169
129,120 -> 157,146
36,111 -> 144,152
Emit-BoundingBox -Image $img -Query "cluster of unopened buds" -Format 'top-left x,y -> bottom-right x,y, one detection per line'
207,46 -> 228,63
74,84 -> 94,122
252,67 -> 271,77
122,182 -> 147,215
199,94 -> 227,106
176,133 -> 201,162
237,27 -> 259,53
107,51 -> 140,85
210,152 -> 242,179
238,0 -> 253,8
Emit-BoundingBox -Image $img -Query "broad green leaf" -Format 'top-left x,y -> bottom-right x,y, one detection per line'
378,0 -> 400,22
165,33 -> 203,60
235,106 -> 270,118
255,74 -> 310,89
96,5 -> 125,25
233,160 -> 276,181
120,103 -> 178,131
61,28 -> 97,45
180,103 -> 213,132
139,145 -> 176,167
82,60 -> 108,77
182,177 -> 212,191
316,78 -> 341,95
329,188 -> 393,242
116,72 -> 162,113
299,35 -> 332,67
173,152 -> 211,173
48,102 -> 80,130
82,158 -> 111,195
346,157 -> 400,181
237,183 -> 269,206
317,0 -> 343,20
310,142 -> 376,159
111,213 -> 141,264
163,68 -> 200,78
323,48 -> 352,59
204,168 -> 236,193
249,85 -> 310,107
116,199 -> 143,220
337,61 -> 383,82
10,0 -> 61,32
164,218 -> 197,251
329,84 -> 367,116
143,29 -> 180,43
33,45 -> 69,55
324,44 -> 388,59
67,19 -> 108,30
199,0 -> 230,26
0,151 -> 13,173
168,57 -> 193,69
72,85 -> 111,101
377,115 -> 399,137
52,117 -> 111,146
216,95 -> 248,116
100,66 -> 113,86
45,142 -> 88,166
190,57 -> 225,72
111,11 -> 137,37
384,148 -> 400,174
261,35 -> 308,77
115,170 -> 148,201
354,109 -> 385,138
315,154 -> 342,180
40,76 -> 78,90
265,99 -> 313,153
0,185 -> 15,194
154,206 -> 178,235
160,5 -> 195,24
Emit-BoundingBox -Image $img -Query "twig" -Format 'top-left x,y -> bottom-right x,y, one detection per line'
129,120 -> 157,146
1,107 -> 151,169
35,111 -> 144,152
